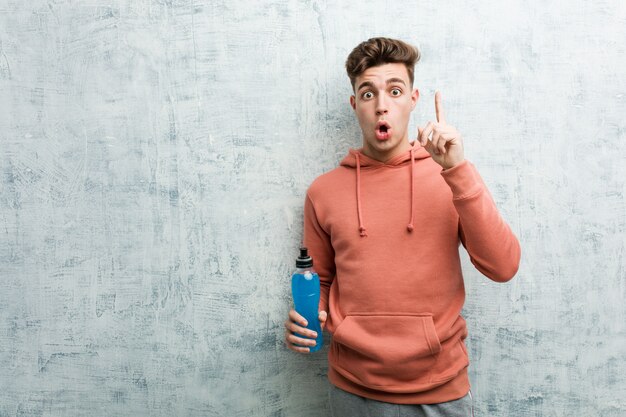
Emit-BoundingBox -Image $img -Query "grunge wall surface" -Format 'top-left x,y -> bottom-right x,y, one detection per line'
1,1 -> 624,416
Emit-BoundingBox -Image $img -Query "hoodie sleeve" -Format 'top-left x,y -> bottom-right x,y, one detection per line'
441,160 -> 521,282
303,192 -> 335,313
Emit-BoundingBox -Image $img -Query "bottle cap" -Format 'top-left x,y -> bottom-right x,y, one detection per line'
296,247 -> 313,268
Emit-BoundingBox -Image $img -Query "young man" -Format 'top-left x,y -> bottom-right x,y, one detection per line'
284,37 -> 521,415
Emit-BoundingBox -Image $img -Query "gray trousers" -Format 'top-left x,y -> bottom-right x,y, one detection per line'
328,384 -> 474,417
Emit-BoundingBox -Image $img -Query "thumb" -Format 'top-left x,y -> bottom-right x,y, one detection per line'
319,310 -> 327,329
418,129 -> 436,154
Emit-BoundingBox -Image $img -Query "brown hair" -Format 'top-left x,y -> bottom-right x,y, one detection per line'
345,37 -> 421,92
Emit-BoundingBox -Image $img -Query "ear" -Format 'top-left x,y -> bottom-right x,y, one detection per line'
350,95 -> 356,110
411,88 -> 419,110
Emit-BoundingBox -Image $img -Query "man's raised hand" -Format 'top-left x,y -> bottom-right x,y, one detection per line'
417,91 -> 465,170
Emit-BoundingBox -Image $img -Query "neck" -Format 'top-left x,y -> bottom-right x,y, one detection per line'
361,138 -> 412,163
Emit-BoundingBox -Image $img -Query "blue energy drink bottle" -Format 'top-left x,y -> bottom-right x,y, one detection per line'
291,247 -> 323,352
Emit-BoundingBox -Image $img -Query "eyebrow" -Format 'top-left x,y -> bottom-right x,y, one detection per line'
357,78 -> 407,92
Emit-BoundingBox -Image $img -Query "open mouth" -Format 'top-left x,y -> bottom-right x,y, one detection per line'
375,121 -> 392,140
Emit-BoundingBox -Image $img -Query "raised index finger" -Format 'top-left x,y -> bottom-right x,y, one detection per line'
435,91 -> 446,125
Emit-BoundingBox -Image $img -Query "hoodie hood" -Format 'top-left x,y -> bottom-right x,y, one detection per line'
340,141 -> 431,237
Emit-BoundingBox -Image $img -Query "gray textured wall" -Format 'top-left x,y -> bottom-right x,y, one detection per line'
1,1 -> 625,416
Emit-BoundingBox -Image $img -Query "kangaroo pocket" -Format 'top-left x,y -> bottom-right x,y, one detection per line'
330,312 -> 443,392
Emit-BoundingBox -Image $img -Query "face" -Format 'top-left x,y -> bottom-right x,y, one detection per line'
350,63 -> 419,162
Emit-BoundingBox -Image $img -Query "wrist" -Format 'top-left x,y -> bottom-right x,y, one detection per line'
443,158 -> 465,170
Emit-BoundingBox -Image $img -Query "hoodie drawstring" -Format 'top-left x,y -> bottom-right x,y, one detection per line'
407,148 -> 415,232
355,153 -> 368,237
354,147 -> 418,236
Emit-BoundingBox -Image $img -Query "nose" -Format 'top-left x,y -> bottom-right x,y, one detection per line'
376,95 -> 388,115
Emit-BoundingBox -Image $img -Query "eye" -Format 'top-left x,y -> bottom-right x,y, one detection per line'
391,88 -> 402,96
362,91 -> 374,100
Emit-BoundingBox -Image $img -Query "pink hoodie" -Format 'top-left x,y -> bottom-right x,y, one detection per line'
303,142 -> 521,404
